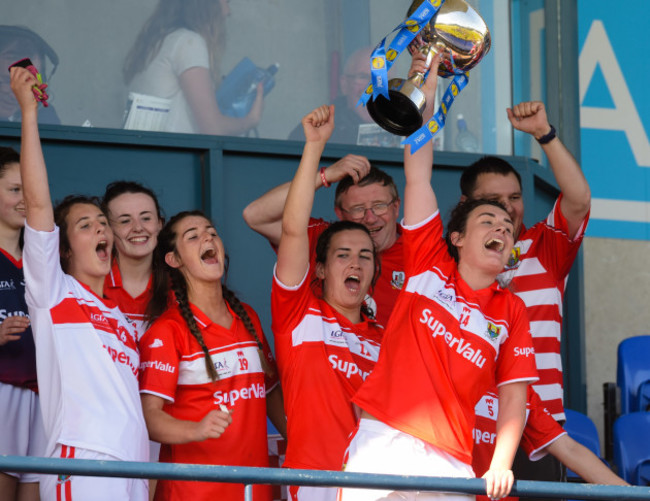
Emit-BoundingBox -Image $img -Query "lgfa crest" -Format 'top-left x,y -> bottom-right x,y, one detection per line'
486,322 -> 500,340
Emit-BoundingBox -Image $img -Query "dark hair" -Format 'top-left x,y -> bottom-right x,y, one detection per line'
460,156 -> 522,198
444,199 -> 509,263
314,220 -> 380,319
0,147 -> 20,175
123,0 -> 226,84
334,166 -> 399,208
101,180 -> 164,221
147,210 -> 273,382
53,195 -> 105,272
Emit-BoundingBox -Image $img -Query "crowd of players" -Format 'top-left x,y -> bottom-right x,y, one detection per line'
1,48 -> 628,501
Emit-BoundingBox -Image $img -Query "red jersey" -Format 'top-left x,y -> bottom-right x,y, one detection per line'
473,387 -> 566,501
103,259 -> 152,340
498,195 -> 589,421
276,218 -> 403,327
271,266 -> 383,470
353,212 -> 538,464
139,301 -> 279,501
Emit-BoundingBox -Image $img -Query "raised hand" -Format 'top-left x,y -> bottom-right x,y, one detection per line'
301,105 -> 335,145
506,101 -> 552,140
322,154 -> 371,186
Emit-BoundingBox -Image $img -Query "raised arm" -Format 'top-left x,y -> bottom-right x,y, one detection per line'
483,381 -> 528,499
403,53 -> 441,226
507,102 -> 591,239
276,105 -> 334,287
9,67 -> 54,232
242,154 -> 371,246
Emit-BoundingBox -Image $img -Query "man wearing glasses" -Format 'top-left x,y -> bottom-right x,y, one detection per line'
243,160 -> 403,327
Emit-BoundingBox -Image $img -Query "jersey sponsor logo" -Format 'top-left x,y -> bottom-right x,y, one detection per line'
140,360 -> 175,374
419,308 -> 487,368
328,329 -> 349,347
213,382 -> 265,406
149,338 -> 163,348
0,309 -> 29,320
514,346 -> 535,357
473,426 -> 496,445
0,279 -> 17,291
103,344 -> 138,376
328,354 -> 370,380
391,271 -> 405,290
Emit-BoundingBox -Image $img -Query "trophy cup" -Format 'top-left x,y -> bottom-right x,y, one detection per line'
367,0 -> 491,136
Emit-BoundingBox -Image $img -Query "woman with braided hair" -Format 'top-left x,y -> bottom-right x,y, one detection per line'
138,210 -> 282,501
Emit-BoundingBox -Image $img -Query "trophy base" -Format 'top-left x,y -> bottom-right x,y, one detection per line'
366,79 -> 425,136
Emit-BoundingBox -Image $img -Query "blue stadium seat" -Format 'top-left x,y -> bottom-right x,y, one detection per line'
617,335 -> 650,414
613,412 -> 650,485
563,409 -> 601,480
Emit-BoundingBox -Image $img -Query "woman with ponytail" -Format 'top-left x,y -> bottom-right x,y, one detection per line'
138,210 -> 281,501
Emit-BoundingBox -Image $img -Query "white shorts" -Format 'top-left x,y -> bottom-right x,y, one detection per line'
40,445 -> 148,501
338,419 -> 475,501
289,485 -> 338,501
0,382 -> 47,483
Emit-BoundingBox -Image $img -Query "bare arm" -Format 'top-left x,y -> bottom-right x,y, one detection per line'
507,102 -> 591,239
180,66 -> 263,136
141,393 -> 232,444
9,67 -> 54,232
276,105 -> 334,287
403,52 -> 441,226
546,434 -> 629,486
266,386 -> 287,439
242,155 -> 371,247
483,381 -> 528,500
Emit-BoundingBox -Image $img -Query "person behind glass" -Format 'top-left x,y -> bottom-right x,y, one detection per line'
272,105 -> 383,501
138,210 -> 283,501
102,181 -> 164,338
460,102 -> 591,493
338,53 -> 538,501
243,155 -> 403,328
288,47 -> 374,145
0,25 -> 60,124
123,0 -> 263,135
10,67 -> 148,500
0,147 -> 45,501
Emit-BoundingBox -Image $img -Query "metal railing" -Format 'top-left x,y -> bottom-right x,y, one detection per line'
2,455 -> 650,500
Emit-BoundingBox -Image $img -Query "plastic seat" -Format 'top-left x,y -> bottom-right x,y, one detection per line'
563,409 -> 601,480
613,412 -> 650,485
617,335 -> 650,414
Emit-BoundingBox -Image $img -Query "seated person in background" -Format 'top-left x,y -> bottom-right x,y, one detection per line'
0,25 -> 60,124
473,387 -> 628,501
123,0 -> 263,135
243,155 -> 403,328
288,47 -> 373,145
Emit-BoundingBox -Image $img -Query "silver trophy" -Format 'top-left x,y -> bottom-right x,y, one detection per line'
367,0 -> 491,136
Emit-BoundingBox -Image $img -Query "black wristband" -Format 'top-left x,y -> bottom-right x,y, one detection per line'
536,125 -> 556,145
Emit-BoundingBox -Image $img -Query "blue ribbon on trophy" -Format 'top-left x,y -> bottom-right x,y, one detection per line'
358,0 -> 492,154
358,0 -> 444,106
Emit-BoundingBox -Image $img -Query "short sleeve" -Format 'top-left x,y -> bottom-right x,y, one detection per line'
170,30 -> 210,77
23,223 -> 67,309
270,264 -> 313,337
138,318 -> 183,402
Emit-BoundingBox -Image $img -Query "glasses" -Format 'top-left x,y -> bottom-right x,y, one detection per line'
340,199 -> 396,220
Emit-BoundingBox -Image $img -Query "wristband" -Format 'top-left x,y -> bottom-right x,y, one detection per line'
536,125 -> 556,145
320,167 -> 331,188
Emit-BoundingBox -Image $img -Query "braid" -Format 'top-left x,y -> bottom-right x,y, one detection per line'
222,285 -> 275,378
171,271 -> 218,382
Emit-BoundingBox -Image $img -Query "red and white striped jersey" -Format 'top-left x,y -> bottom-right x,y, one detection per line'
139,301 -> 278,501
354,212 -> 538,465
103,259 -> 151,340
271,265 -> 383,471
497,195 -> 589,421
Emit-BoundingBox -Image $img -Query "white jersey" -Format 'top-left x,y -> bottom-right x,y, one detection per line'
23,224 -> 148,462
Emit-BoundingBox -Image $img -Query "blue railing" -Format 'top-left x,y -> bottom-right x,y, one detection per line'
2,456 -> 650,500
